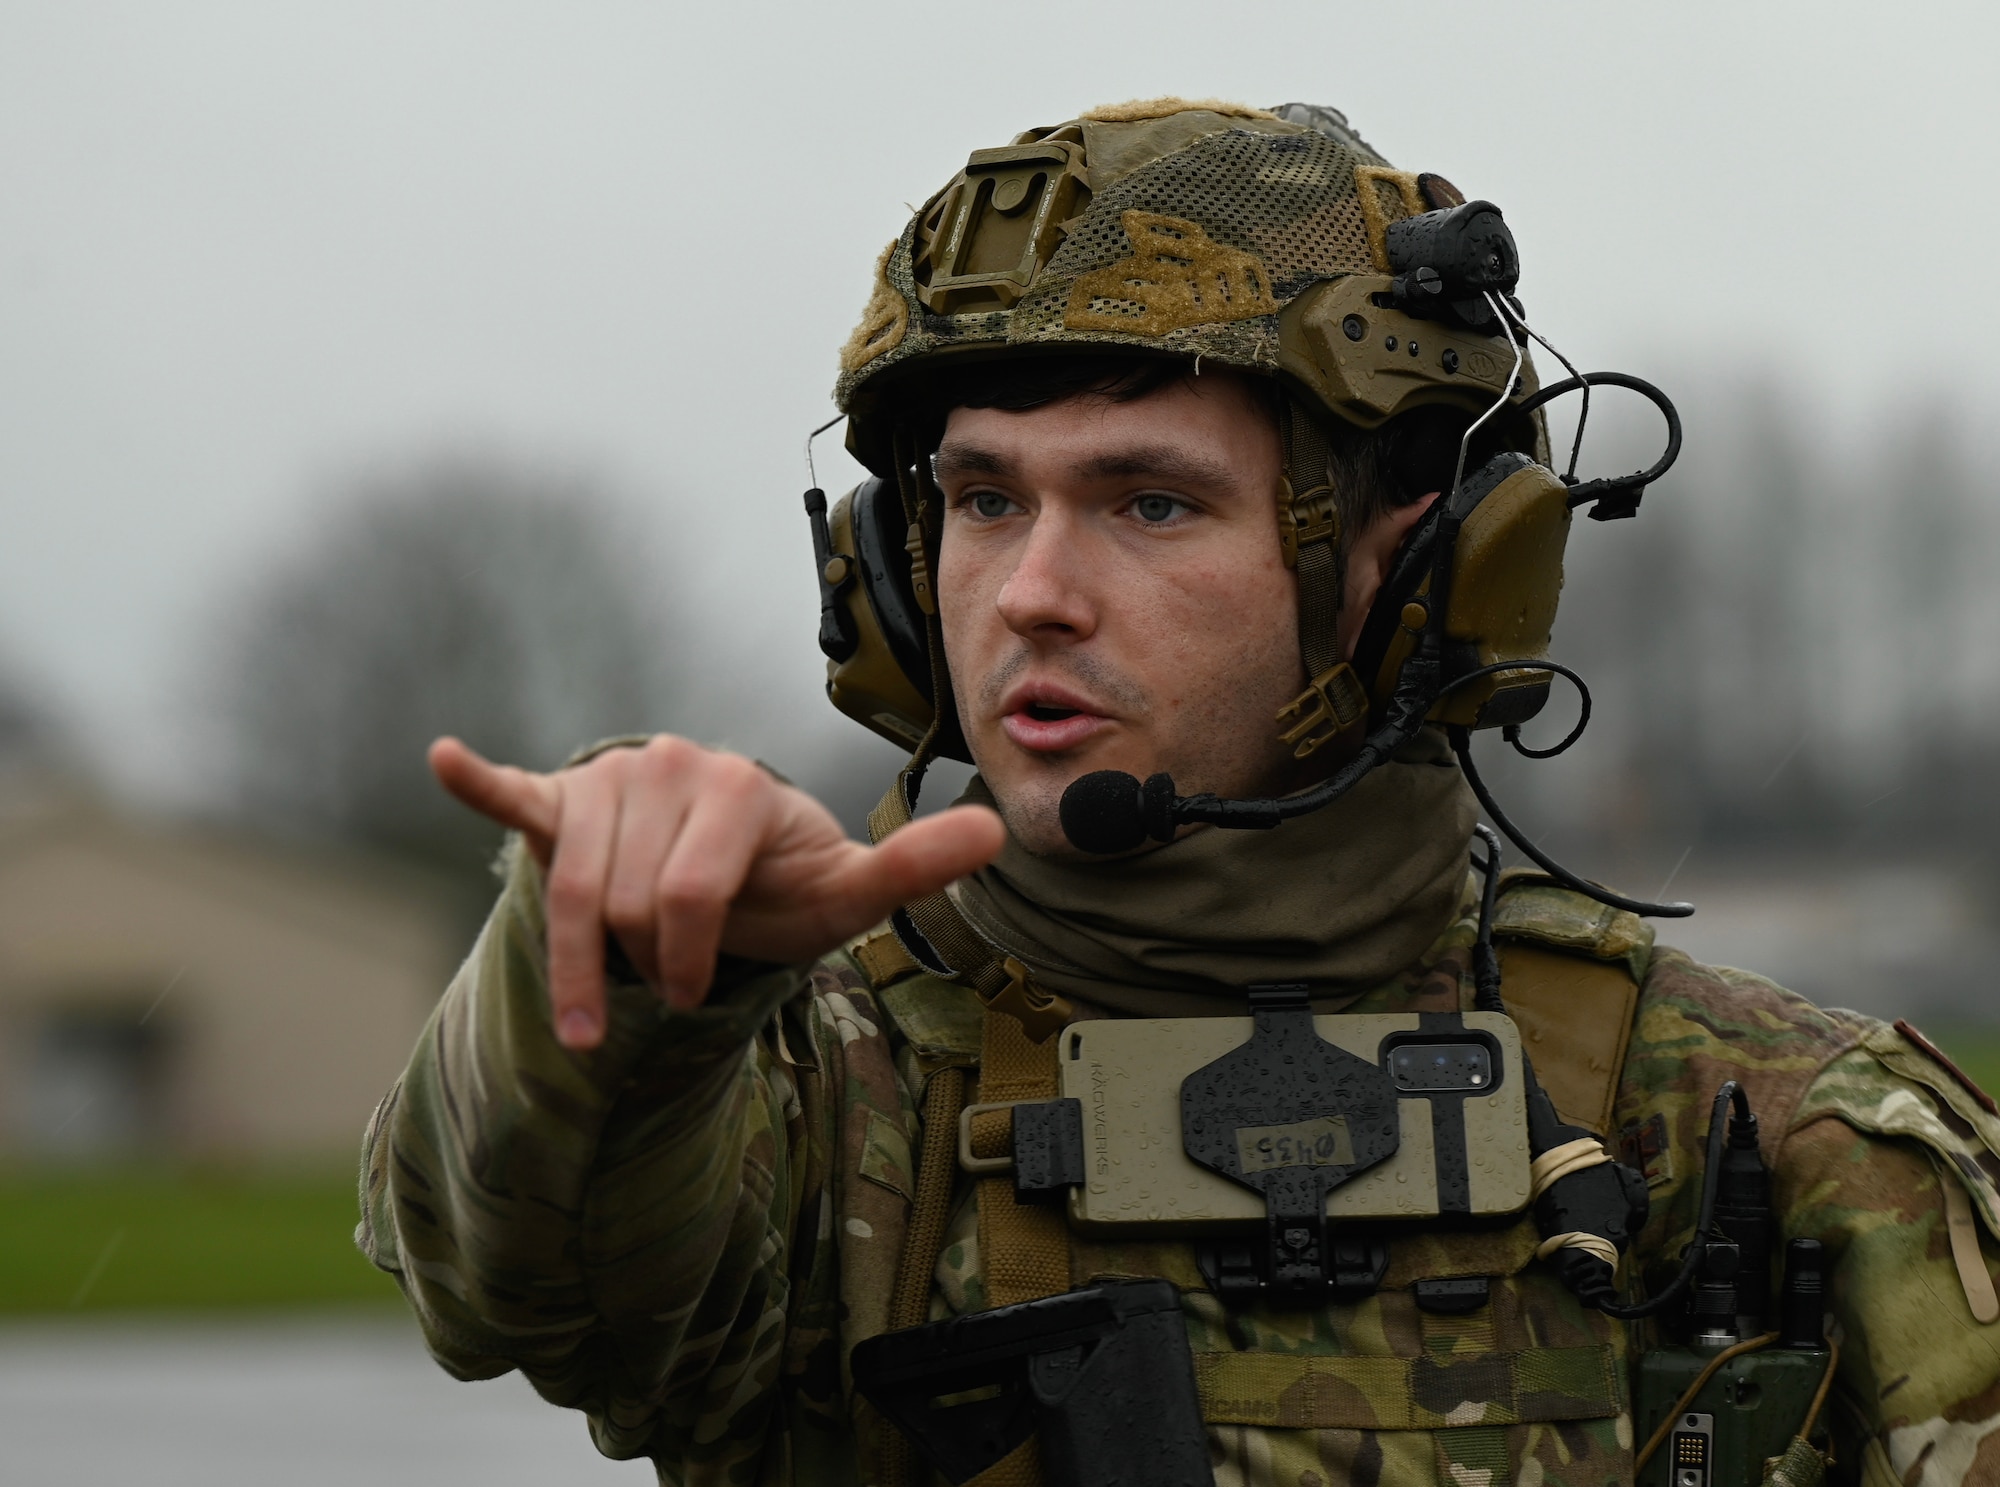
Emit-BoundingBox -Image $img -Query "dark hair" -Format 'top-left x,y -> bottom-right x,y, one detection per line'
932,352 -> 1200,412
1333,403 -> 1517,530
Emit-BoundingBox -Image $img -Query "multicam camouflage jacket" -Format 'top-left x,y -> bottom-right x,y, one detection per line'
359,843 -> 2000,1486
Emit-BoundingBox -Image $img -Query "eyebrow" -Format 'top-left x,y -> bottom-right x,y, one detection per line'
1073,445 -> 1238,488
933,443 -> 1014,482
933,440 -> 1241,490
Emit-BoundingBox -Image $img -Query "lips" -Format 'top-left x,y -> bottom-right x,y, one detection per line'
997,679 -> 1112,754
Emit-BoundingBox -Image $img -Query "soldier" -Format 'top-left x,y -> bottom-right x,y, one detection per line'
359,99 -> 2000,1485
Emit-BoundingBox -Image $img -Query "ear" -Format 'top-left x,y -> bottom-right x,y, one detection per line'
1339,491 -> 1442,659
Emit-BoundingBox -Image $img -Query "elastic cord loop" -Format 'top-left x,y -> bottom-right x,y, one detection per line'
1535,1231 -> 1620,1269
1530,1137 -> 1614,1199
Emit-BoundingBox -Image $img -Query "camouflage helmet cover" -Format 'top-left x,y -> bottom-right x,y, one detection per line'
834,97 -> 1540,476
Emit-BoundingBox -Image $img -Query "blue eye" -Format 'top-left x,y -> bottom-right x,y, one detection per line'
971,491 -> 1013,519
1134,494 -> 1183,523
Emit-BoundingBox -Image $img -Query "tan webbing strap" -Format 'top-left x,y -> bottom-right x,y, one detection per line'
876,1065 -> 968,1487
865,762 -> 923,847
1281,400 -> 1343,680
976,1006 -> 1072,1308
854,930 -> 923,989
889,1066 -> 968,1332
1274,400 -> 1368,761
1195,1343 -> 1623,1428
879,1012 -> 1067,1486
867,776 -> 1074,1044
963,1434 -> 1040,1487
1941,1166 -> 2000,1324
864,421 -> 954,853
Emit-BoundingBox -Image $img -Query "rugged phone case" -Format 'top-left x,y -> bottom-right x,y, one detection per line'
1055,1011 -> 1531,1233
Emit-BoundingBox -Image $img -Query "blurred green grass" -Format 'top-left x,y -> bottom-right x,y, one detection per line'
5,1025 -> 2000,1314
0,1165 -> 400,1313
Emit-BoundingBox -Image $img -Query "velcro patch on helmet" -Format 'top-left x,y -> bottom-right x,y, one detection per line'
1355,165 -> 1427,273
839,240 -> 911,374
1065,211 -> 1278,337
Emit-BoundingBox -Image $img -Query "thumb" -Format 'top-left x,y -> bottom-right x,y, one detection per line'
838,804 -> 1007,918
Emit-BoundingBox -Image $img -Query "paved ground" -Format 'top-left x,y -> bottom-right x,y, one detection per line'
0,1310 -> 654,1485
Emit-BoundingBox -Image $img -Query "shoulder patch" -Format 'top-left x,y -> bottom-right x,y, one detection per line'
1492,875 -> 1654,984
1797,1027 -> 2000,1241
1798,1023 -> 2000,1322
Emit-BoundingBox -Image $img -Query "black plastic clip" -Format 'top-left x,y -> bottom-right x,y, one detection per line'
1012,1098 -> 1086,1200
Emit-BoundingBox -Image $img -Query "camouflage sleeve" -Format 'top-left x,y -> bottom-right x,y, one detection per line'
1619,949 -> 2000,1486
1783,1028 -> 2000,1483
354,839 -> 820,1465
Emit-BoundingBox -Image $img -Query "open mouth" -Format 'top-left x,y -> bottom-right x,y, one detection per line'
999,686 -> 1108,754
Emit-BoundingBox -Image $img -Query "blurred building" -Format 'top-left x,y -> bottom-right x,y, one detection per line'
0,785 -> 462,1162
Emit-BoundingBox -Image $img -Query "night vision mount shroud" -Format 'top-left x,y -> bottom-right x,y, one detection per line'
1382,197 -> 1522,333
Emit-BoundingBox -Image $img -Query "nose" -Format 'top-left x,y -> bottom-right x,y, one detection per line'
994,506 -> 1098,646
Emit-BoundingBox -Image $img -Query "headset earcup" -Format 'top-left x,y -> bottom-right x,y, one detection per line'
1432,458 -> 1571,729
824,479 -> 972,762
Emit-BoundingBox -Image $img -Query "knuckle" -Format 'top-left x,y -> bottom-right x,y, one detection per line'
708,753 -> 767,800
636,743 -> 689,788
545,868 -> 599,913
656,873 -> 726,923
638,735 -> 710,796
601,883 -> 650,934
644,733 -> 695,768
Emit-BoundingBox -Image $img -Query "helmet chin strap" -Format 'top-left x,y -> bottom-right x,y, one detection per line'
1272,400 -> 1373,763
865,423 -> 955,847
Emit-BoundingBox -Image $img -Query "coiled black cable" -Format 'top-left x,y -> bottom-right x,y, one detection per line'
1584,1082 -> 1753,1318
1449,722 -> 1695,919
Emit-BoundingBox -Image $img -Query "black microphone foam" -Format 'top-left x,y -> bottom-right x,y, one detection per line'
1059,770 -> 1150,855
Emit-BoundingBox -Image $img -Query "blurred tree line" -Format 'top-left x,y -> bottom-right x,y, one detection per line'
1483,374 -> 1997,866
213,459 -> 682,922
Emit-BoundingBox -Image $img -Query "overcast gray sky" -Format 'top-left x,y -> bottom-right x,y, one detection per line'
2,0 -> 1995,802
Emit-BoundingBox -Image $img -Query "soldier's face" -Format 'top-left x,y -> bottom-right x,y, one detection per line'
935,372 -> 1304,856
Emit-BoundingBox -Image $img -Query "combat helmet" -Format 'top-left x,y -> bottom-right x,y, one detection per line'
807,97 -> 1680,896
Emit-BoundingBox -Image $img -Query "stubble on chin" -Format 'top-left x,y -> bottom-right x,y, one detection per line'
956,646 -> 1151,859
986,761 -> 1075,857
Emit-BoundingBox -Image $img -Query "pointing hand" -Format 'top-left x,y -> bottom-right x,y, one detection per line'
428,735 -> 1004,1050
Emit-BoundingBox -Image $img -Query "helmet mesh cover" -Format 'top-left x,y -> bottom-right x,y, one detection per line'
841,120 -> 1399,406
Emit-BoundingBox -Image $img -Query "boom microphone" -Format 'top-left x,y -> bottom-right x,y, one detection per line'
1057,763 -> 1352,857
1057,770 -> 1154,855
1052,685 -> 1694,919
